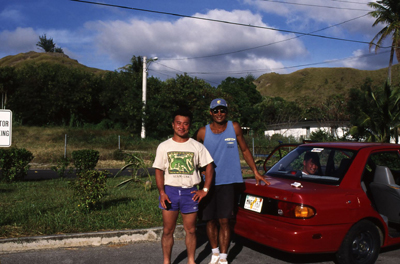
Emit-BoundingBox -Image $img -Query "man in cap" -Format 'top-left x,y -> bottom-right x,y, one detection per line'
195,98 -> 270,264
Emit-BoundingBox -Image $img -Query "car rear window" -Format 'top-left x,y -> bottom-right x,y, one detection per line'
267,146 -> 355,185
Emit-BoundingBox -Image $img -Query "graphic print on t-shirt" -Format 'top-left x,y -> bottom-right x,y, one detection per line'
167,152 -> 195,175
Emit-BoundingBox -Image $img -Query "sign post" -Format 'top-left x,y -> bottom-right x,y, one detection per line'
0,110 -> 12,147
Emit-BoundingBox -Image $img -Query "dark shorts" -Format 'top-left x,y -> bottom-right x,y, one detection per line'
200,184 -> 238,221
159,185 -> 199,214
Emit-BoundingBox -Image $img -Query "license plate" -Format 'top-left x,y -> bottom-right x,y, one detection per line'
244,195 -> 263,213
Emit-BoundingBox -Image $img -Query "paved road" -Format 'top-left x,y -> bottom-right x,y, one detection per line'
24,168 -> 154,181
3,169 -> 399,263
1,232 -> 400,264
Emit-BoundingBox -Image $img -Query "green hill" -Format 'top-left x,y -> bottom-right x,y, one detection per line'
255,65 -> 400,101
0,51 -> 106,74
2,51 -> 399,102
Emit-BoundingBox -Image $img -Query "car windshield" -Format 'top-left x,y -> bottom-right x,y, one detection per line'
267,146 -> 356,185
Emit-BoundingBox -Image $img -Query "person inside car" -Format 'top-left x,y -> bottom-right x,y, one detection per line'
302,152 -> 320,175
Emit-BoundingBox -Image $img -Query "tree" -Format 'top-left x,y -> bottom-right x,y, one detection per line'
347,80 -> 400,142
9,63 -> 101,126
368,0 -> 400,84
255,97 -> 303,132
0,67 -> 17,109
145,73 -> 215,139
216,76 -> 262,130
119,55 -> 143,75
297,94 -> 350,136
36,34 -> 64,53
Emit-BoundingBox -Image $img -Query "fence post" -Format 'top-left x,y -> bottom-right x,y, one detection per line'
252,138 -> 255,156
118,135 -> 121,150
64,134 -> 67,159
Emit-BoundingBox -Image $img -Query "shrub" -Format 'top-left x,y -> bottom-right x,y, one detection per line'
71,149 -> 99,174
112,149 -> 125,161
72,169 -> 109,210
0,147 -> 33,182
51,156 -> 73,178
310,129 -> 336,142
114,152 -> 154,188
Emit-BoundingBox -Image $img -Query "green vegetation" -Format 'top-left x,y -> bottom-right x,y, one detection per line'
348,80 -> 400,142
11,126 -> 160,169
114,152 -> 155,188
71,149 -> 100,173
0,148 -> 33,182
73,170 -> 109,210
368,0 -> 400,84
0,51 -> 103,74
0,176 -> 163,239
0,126 -> 277,239
36,34 -> 64,54
2,51 -> 400,141
255,66 -> 400,102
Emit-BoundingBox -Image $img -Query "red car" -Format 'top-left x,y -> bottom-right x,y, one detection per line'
234,142 -> 400,264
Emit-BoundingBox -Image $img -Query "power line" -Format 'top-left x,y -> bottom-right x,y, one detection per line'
150,64 -> 220,85
161,13 -> 370,61
322,0 -> 369,4
324,0 -> 369,4
70,0 -> 388,82
259,0 -> 371,11
70,0 -> 377,47
154,50 -> 390,76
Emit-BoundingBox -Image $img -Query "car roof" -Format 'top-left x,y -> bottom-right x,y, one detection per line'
300,142 -> 400,151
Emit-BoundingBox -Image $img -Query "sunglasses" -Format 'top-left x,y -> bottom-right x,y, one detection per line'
212,108 -> 227,114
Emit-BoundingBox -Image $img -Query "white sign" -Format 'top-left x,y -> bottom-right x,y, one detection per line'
0,110 -> 12,147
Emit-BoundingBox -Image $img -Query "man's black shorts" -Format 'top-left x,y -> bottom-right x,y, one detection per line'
200,184 -> 236,221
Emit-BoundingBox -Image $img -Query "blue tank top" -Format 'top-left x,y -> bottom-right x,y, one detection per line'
204,121 -> 243,185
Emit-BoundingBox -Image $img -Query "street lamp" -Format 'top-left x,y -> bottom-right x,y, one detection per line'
141,56 -> 158,139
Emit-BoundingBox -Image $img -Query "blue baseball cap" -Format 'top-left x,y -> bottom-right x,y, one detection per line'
210,98 -> 228,109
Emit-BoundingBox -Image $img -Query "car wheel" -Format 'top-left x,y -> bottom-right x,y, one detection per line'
335,220 -> 380,264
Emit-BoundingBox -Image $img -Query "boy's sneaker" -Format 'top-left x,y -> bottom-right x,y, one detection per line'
208,253 -> 220,264
218,259 -> 228,264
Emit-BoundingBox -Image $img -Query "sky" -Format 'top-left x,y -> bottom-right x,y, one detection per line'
0,0 -> 395,86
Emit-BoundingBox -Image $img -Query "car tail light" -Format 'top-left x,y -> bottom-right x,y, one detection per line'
277,201 -> 315,218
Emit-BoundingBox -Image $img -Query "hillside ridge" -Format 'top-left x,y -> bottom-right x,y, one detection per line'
0,51 -> 106,74
255,65 -> 400,101
1,51 -> 399,101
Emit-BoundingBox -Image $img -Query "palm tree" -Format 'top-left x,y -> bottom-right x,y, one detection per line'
36,34 -> 64,54
368,0 -> 400,84
349,81 -> 400,143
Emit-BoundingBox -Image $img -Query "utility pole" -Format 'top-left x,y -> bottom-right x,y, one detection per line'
141,56 -> 158,139
141,56 -> 147,139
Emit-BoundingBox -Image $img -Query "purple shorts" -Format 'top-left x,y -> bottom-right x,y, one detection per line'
159,185 -> 199,214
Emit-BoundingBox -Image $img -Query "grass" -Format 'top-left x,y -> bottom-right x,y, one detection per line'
0,126 -> 272,239
11,126 -> 160,169
0,51 -> 105,74
0,176 -> 167,239
256,65 -> 400,102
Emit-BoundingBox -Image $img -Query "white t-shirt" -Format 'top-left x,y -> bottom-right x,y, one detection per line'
152,138 -> 213,187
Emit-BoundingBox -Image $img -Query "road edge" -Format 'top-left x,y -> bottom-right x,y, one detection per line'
0,226 -> 187,253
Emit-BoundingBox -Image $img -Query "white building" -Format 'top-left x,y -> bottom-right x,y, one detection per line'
264,121 -> 350,140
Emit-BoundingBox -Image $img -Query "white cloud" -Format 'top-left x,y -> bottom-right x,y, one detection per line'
85,9 -> 306,82
246,0 -> 378,38
0,8 -> 24,23
0,27 -> 37,54
342,48 -> 394,70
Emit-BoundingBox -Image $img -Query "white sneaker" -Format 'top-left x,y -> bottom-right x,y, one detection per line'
218,259 -> 228,264
208,253 -> 220,264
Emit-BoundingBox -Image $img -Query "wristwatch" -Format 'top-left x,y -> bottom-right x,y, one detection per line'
203,188 -> 209,193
